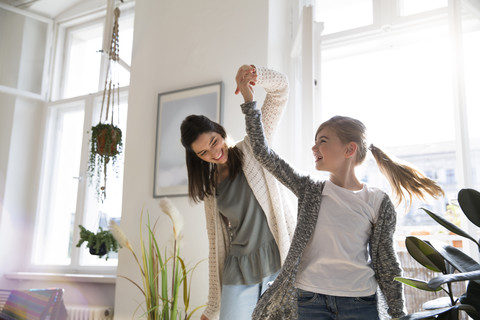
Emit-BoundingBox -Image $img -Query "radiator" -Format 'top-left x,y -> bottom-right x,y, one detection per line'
66,305 -> 114,320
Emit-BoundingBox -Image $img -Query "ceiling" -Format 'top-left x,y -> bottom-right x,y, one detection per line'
0,0 -> 84,18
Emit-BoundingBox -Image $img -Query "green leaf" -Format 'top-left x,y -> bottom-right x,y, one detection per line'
436,308 -> 457,320
458,188 -> 480,228
399,306 -> 454,320
423,297 -> 453,310
421,208 -> 478,246
459,281 -> 480,319
405,236 -> 445,273
395,277 -> 442,292
457,304 -> 480,319
186,304 -> 207,320
428,270 -> 480,290
401,305 -> 479,320
429,241 -> 480,285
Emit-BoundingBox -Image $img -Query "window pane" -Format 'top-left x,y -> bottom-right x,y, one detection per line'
79,93 -> 128,267
464,25 -> 480,191
63,23 -> 103,98
322,30 -> 453,146
118,12 -> 134,66
315,0 -> 373,35
33,104 -> 85,265
398,0 -> 447,16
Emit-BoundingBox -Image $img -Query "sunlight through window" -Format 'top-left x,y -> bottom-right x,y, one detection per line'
315,0 -> 373,35
398,0 -> 447,16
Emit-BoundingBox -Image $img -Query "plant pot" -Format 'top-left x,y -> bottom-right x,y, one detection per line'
96,127 -> 120,156
89,243 -> 107,256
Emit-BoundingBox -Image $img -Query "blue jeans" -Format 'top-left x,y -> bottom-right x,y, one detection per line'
297,289 -> 379,320
219,272 -> 278,320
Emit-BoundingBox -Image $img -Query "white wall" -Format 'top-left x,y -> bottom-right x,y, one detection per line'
0,94 -> 16,274
115,0 -> 292,318
0,8 -> 46,286
0,97 -> 42,272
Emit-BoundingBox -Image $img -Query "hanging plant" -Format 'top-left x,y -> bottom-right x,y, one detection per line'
76,224 -> 119,260
88,123 -> 123,200
88,7 -> 123,201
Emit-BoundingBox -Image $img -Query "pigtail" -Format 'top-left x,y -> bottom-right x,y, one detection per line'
369,144 -> 444,206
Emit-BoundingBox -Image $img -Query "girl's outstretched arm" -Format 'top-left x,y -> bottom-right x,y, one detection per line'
240,100 -> 308,198
235,65 -> 308,196
235,64 -> 289,142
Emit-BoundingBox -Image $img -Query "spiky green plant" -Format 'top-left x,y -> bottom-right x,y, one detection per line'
110,198 -> 205,319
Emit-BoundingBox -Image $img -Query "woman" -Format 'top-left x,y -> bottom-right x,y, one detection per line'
180,65 -> 296,320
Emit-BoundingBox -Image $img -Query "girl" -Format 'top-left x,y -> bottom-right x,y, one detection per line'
180,65 -> 296,320
236,68 -> 444,320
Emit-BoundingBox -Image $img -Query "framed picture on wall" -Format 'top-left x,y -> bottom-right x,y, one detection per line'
153,82 -> 224,197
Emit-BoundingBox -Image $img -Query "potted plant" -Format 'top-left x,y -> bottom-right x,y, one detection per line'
395,188 -> 480,320
110,198 -> 205,320
88,122 -> 123,201
88,6 -> 123,202
76,224 -> 119,260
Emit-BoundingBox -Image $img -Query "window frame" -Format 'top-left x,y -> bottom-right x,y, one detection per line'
49,3 -> 135,102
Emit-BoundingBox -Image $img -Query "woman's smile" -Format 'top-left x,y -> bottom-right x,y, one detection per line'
213,149 -> 224,161
191,131 -> 229,165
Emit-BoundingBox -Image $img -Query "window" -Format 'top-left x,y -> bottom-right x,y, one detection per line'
315,0 -> 480,250
61,11 -> 134,99
316,0 -> 373,35
33,102 -> 85,266
32,5 -> 134,271
62,21 -> 104,98
398,0 -> 448,16
446,168 -> 456,185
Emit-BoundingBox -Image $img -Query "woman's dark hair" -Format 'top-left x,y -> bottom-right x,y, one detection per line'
180,115 -> 243,202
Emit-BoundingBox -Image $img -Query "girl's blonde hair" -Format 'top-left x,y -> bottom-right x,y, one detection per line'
316,116 -> 444,205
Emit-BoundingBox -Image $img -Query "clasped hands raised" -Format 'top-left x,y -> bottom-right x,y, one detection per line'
235,64 -> 257,103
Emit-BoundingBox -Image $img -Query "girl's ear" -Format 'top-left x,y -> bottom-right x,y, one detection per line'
345,142 -> 357,158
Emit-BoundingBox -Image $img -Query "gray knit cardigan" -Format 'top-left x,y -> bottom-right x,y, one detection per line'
241,101 -> 406,320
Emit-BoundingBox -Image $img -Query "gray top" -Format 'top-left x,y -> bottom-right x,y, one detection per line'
216,170 -> 281,285
241,101 -> 405,320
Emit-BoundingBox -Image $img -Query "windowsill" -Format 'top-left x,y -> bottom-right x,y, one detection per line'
4,272 -> 116,284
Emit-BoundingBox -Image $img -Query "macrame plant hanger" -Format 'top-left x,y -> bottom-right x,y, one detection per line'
89,5 -> 122,203
100,7 -> 121,128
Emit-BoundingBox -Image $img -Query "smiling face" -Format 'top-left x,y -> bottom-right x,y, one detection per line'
312,127 -> 349,173
191,131 -> 229,165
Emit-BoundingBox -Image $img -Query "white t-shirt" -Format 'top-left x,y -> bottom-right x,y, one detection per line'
295,180 -> 386,297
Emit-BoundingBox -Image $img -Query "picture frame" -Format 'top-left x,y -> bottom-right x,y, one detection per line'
153,82 -> 224,197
